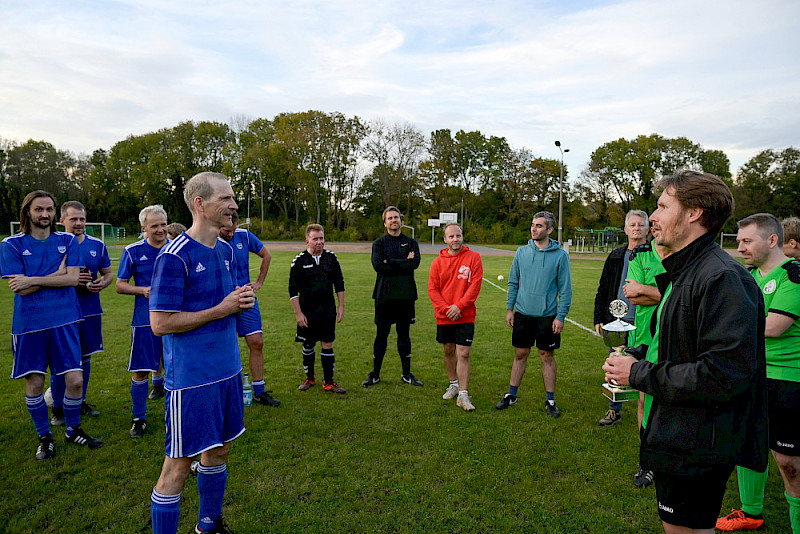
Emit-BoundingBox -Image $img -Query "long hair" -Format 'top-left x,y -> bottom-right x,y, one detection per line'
20,190 -> 57,234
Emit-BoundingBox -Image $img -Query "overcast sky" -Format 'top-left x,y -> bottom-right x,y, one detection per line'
2,0 -> 797,177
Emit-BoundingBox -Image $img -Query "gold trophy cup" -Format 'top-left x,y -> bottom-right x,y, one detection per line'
601,300 -> 639,402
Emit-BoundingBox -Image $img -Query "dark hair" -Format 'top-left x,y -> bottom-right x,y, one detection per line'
783,217 -> 800,244
656,170 -> 733,234
20,190 -> 57,234
738,213 -> 783,244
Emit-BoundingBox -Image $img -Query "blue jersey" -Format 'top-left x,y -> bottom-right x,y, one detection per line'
150,233 -> 241,390
117,239 -> 165,327
1,232 -> 83,334
76,235 -> 111,317
230,229 -> 263,286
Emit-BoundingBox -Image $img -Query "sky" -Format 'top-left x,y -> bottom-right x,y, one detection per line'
1,0 -> 798,177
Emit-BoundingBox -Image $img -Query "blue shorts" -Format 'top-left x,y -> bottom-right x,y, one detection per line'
164,374 -> 245,458
78,315 -> 104,357
127,326 -> 163,373
236,300 -> 262,337
11,323 -> 82,379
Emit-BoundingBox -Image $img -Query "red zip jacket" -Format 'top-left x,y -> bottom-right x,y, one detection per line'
428,246 -> 483,325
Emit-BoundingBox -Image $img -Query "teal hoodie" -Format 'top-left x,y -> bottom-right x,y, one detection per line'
507,238 -> 572,321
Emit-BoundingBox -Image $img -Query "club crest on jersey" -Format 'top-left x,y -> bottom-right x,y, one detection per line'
89,250 -> 97,257
236,243 -> 243,249
58,246 -> 66,253
196,262 -> 206,273
764,280 -> 777,294
457,265 -> 472,281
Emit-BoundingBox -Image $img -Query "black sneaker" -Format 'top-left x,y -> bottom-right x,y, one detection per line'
545,401 -> 560,418
496,394 -> 517,410
36,433 -> 56,460
81,402 -> 100,417
130,418 -> 147,438
361,373 -> 380,387
253,392 -> 281,407
194,515 -> 233,533
401,373 -> 423,387
148,384 -> 165,400
65,426 -> 103,449
50,406 -> 65,426
633,465 -> 654,488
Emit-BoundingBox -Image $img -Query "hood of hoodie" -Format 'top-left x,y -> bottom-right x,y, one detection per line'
526,238 -> 561,252
438,245 -> 471,259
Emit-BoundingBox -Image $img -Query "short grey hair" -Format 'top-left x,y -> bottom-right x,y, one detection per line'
625,210 -> 649,227
532,211 -> 556,230
738,213 -> 783,244
139,205 -> 167,228
184,172 -> 228,211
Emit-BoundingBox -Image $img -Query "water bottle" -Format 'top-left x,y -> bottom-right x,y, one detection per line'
242,372 -> 253,406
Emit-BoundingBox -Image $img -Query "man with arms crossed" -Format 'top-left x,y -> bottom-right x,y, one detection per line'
604,170 -> 768,534
428,223 -> 483,411
362,206 -> 423,387
290,224 -> 346,393
593,209 -> 649,426
149,172 -> 254,534
48,201 -> 113,422
715,213 -> 800,533
1,191 -> 102,459
116,205 -> 169,438
219,211 -> 280,406
496,211 -> 572,417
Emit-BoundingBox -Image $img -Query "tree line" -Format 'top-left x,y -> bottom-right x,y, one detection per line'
1,112 -> 797,241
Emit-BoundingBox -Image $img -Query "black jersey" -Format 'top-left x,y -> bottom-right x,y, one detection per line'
371,233 -> 420,301
289,249 -> 345,318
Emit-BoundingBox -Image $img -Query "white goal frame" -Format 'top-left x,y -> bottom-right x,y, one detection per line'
9,221 -> 115,243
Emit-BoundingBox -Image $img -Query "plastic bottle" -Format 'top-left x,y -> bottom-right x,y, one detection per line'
242,372 -> 253,407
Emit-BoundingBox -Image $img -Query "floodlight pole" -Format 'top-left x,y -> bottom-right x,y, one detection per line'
555,141 -> 569,243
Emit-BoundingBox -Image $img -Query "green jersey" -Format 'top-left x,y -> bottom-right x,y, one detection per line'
627,243 -> 666,348
641,283 -> 671,429
750,258 -> 800,382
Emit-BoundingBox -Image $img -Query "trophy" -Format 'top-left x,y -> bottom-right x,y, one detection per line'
601,300 -> 639,402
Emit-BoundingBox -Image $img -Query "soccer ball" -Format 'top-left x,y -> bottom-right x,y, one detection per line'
497,275 -> 504,281
44,387 -> 54,408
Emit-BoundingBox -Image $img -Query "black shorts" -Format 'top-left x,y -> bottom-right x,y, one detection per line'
375,299 -> 415,325
511,313 -> 560,351
295,314 -> 336,345
436,323 -> 475,346
768,378 -> 800,455
653,465 -> 733,529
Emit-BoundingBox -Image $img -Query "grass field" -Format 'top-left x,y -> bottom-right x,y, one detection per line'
0,249 -> 791,533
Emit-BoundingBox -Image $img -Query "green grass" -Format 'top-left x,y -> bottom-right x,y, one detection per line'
0,252 -> 791,533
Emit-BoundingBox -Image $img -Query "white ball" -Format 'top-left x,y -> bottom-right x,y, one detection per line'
497,275 -> 504,281
44,387 -> 54,408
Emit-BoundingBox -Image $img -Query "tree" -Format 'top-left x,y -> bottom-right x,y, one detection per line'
733,148 -> 800,221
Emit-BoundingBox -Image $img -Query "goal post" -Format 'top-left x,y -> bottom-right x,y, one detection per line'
9,221 -> 119,243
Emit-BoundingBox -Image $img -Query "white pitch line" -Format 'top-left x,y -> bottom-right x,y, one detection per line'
481,277 -> 596,336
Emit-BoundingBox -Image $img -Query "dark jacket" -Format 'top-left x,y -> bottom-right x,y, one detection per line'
593,245 -> 628,325
629,233 -> 768,475
371,233 -> 421,301
288,250 -> 345,319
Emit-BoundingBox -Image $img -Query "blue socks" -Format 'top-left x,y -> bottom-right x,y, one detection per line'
51,373 -> 66,409
26,394 -> 51,436
81,357 -> 91,401
131,378 -> 148,420
151,489 -> 181,534
546,391 -> 555,404
63,396 -> 81,435
152,373 -> 164,387
252,380 -> 265,397
508,385 -> 519,397
197,463 -> 227,532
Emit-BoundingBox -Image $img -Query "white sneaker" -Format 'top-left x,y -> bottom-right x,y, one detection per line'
457,393 -> 475,411
442,384 -> 459,400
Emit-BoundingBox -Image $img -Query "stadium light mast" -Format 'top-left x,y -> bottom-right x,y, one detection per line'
555,141 -> 569,243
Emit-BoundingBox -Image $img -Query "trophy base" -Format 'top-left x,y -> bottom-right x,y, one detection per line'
601,382 -> 639,403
